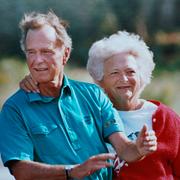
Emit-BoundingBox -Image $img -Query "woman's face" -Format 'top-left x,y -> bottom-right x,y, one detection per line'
99,53 -> 142,105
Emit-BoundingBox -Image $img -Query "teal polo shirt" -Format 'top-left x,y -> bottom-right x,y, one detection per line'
0,75 -> 124,180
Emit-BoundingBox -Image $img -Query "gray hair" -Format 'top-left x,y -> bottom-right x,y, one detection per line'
87,31 -> 155,90
19,11 -> 72,53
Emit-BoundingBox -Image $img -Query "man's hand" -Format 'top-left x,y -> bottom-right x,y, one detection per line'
136,124 -> 157,157
19,74 -> 39,93
108,125 -> 157,163
10,153 -> 115,180
70,153 -> 115,179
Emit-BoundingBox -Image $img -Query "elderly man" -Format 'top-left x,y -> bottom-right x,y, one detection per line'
0,12 -> 157,180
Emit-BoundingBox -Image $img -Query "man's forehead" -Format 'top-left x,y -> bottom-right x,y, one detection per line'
26,25 -> 64,49
26,25 -> 57,40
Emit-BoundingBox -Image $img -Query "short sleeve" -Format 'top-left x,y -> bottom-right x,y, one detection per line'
0,103 -> 34,166
97,87 -> 124,139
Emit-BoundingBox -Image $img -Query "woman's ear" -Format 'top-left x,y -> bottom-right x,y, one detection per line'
63,47 -> 70,65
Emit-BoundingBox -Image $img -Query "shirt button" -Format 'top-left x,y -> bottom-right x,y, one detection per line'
125,163 -> 128,167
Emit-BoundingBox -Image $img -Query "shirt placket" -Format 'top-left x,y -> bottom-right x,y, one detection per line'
58,95 -> 81,151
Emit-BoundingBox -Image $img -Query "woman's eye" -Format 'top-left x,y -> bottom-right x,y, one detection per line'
110,72 -> 118,75
127,70 -> 135,75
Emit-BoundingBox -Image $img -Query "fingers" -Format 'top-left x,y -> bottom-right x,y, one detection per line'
143,131 -> 157,152
19,75 -> 39,93
87,153 -> 115,170
19,80 -> 31,93
138,125 -> 156,142
84,154 -> 114,176
86,161 -> 112,174
29,74 -> 39,89
137,124 -> 157,156
139,124 -> 148,138
143,139 -> 157,146
143,138 -> 157,151
90,153 -> 115,161
85,161 -> 112,176
75,153 -> 115,179
144,130 -> 156,141
144,139 -> 156,145
144,130 -> 156,144
25,75 -> 39,93
89,153 -> 115,170
140,140 -> 157,153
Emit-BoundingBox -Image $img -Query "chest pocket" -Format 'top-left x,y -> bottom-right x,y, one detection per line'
31,124 -> 57,135
30,123 -> 62,156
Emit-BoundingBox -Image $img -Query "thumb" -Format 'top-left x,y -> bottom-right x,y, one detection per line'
138,124 -> 148,138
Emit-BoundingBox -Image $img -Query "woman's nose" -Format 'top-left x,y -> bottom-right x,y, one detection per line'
119,74 -> 128,82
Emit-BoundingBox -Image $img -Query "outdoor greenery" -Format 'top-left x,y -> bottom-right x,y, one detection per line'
0,0 -> 179,66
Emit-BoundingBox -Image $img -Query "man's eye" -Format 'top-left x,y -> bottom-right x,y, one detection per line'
42,51 -> 53,55
27,51 -> 35,55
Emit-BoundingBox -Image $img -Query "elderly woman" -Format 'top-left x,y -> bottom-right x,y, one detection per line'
87,31 -> 180,179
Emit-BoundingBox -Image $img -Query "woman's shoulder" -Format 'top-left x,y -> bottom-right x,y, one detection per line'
149,99 -> 180,126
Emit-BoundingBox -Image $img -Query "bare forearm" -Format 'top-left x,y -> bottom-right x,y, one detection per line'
10,153 -> 115,180
109,132 -> 143,162
117,141 -> 142,162
109,127 -> 157,163
11,160 -> 66,180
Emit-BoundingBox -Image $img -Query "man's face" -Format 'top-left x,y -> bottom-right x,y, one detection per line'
99,53 -> 141,105
25,25 -> 68,83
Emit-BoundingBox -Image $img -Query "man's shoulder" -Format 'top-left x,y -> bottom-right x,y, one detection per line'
69,79 -> 101,91
3,89 -> 28,107
68,79 -> 106,102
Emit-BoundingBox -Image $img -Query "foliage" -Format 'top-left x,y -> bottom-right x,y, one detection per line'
0,0 -> 179,67
151,44 -> 180,71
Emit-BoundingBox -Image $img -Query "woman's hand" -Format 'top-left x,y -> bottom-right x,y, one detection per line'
19,74 -> 39,93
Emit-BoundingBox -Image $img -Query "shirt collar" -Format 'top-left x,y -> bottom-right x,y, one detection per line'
28,75 -> 71,103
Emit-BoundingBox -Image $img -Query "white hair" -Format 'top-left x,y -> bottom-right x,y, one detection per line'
87,31 -> 155,90
19,11 -> 72,54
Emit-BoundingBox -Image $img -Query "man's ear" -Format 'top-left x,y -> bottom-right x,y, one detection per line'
63,47 -> 70,65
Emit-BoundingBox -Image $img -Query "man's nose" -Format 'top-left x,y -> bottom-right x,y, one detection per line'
35,53 -> 44,63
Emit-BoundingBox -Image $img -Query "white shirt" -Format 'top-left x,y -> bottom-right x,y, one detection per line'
119,100 -> 158,141
113,100 -> 158,172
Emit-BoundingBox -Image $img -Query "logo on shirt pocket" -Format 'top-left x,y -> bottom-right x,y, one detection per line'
84,115 -> 92,124
80,115 -> 95,135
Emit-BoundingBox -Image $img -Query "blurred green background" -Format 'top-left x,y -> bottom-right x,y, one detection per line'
0,0 -> 180,114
